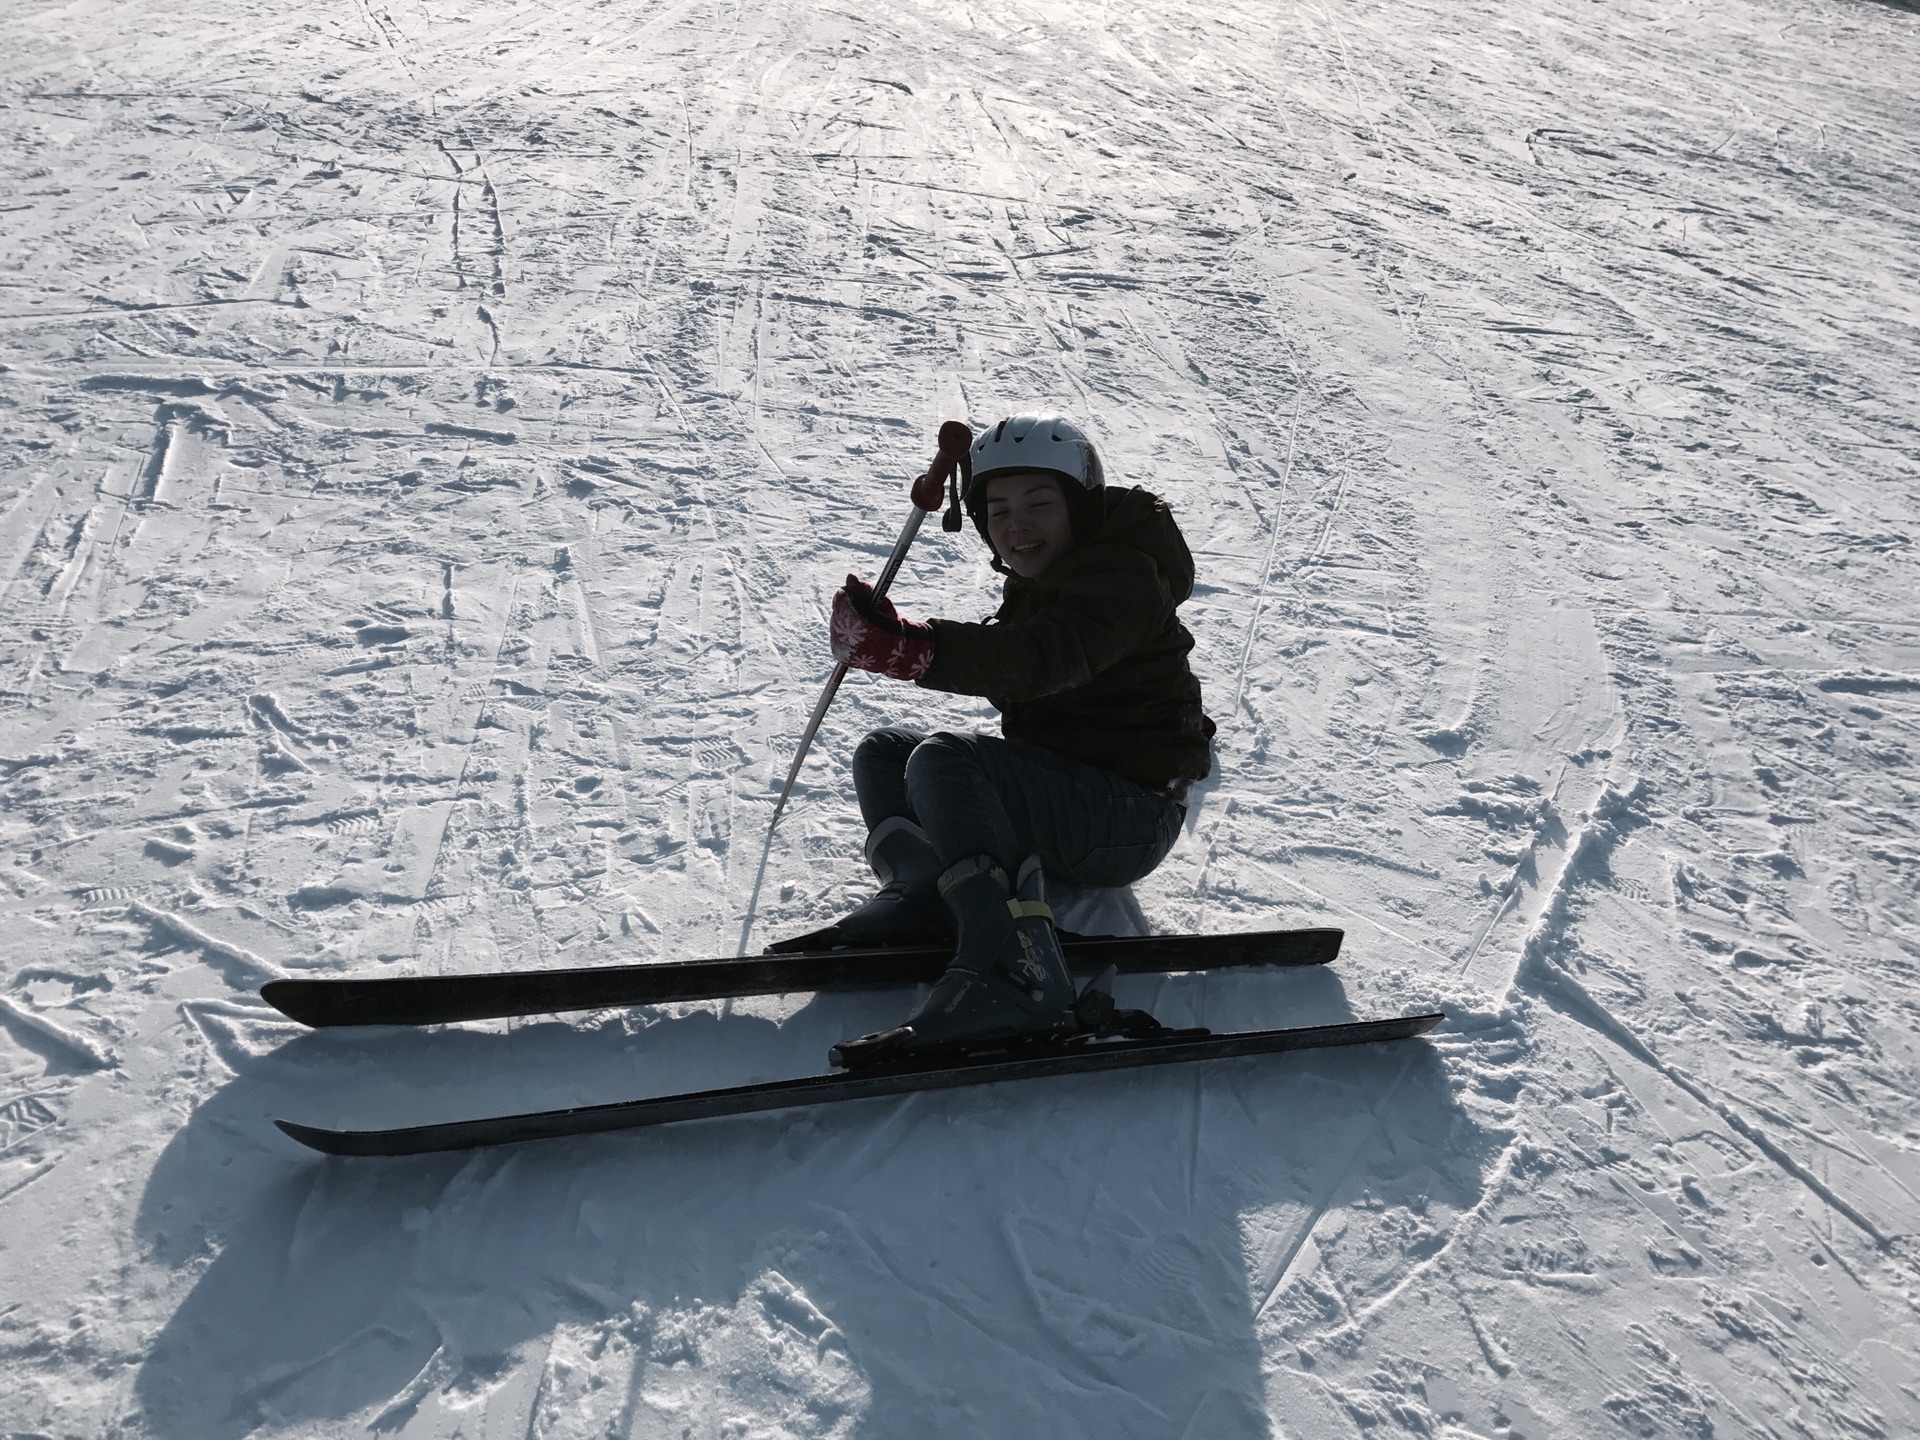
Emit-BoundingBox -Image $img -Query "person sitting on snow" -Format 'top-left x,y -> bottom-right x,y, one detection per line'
772,412 -> 1215,1066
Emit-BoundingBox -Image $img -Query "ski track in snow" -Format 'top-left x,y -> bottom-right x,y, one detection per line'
2,0 -> 1918,1434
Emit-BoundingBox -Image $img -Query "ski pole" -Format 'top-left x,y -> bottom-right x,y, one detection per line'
763,420 -> 973,841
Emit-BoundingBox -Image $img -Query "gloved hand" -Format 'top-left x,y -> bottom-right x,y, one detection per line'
831,574 -> 935,681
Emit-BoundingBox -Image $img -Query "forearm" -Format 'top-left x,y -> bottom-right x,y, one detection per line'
918,617 -> 1088,700
919,605 -> 1158,702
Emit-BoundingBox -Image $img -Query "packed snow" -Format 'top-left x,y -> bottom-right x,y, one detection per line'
3,0 -> 1918,1434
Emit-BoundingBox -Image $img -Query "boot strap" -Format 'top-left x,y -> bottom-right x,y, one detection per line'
1005,898 -> 1053,921
937,853 -> 1007,896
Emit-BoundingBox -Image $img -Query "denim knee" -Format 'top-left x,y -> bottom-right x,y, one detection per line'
854,727 -> 922,771
902,730 -> 982,794
852,727 -> 926,830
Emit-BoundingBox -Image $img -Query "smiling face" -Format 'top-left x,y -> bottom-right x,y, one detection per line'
983,471 -> 1076,578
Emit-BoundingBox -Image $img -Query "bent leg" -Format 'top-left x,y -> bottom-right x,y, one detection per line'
903,732 -> 1182,887
765,728 -> 946,954
851,727 -> 926,830
833,735 -> 1174,1063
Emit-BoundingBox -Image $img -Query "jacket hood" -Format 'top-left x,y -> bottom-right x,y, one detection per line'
1084,486 -> 1195,604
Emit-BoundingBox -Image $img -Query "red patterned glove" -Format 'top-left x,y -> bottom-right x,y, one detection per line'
831,574 -> 935,681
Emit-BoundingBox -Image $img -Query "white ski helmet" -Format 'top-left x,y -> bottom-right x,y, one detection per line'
968,412 -> 1105,492
961,412 -> 1107,551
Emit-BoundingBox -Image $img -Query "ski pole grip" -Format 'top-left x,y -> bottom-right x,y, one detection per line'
911,420 -> 974,512
936,419 -> 974,462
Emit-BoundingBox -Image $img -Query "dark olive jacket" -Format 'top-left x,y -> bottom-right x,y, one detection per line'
917,486 -> 1212,788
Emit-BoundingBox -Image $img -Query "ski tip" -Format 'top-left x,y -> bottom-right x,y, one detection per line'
260,979 -> 324,1027
274,1117 -> 328,1150
275,1117 -> 373,1156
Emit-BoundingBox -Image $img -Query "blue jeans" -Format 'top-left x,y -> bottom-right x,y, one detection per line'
852,728 -> 1184,886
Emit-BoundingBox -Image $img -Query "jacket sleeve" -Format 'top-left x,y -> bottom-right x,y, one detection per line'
917,546 -> 1169,702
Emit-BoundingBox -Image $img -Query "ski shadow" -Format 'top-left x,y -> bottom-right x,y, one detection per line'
134,964 -> 1490,1439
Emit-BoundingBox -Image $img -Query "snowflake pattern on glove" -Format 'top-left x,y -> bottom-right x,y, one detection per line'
830,583 -> 935,681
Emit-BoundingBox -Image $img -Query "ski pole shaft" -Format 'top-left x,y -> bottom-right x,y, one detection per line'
764,422 -> 971,840
870,502 -> 929,597
764,503 -> 922,839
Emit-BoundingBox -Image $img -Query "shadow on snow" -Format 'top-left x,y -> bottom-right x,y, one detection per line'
134,964 -> 1491,1439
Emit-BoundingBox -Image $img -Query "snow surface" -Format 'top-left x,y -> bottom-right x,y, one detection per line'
3,0 -> 1919,1433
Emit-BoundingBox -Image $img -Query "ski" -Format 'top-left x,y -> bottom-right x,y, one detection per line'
261,927 -> 1343,1029
276,1010 -> 1443,1156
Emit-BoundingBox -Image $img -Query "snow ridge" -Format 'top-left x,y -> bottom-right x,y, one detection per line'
128,901 -> 287,985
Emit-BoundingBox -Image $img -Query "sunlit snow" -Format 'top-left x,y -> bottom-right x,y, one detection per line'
2,0 -> 1917,1435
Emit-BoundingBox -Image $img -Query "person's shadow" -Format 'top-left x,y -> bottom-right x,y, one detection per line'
135,963 -> 1491,1438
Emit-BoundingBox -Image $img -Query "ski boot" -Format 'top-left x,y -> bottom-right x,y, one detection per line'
766,817 -> 954,953
830,853 -> 1082,1069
